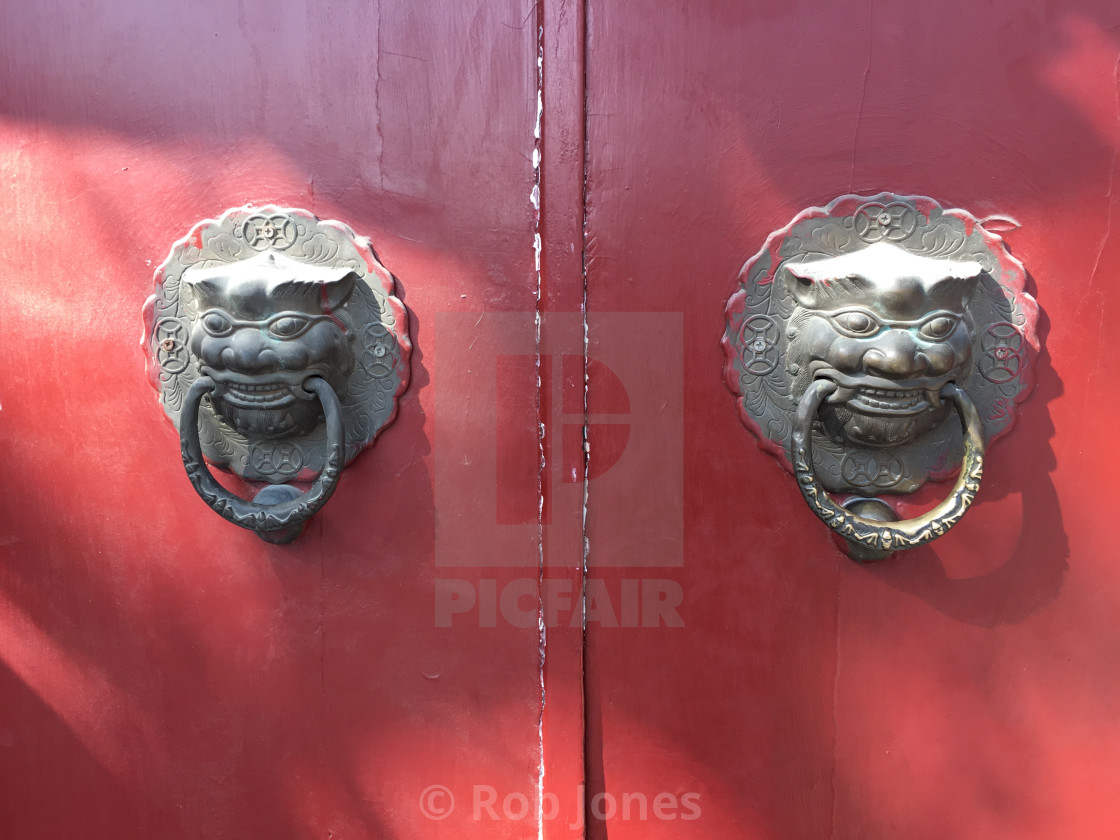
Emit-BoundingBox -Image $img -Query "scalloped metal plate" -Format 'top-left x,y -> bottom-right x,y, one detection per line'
722,193 -> 1038,495
143,205 -> 411,483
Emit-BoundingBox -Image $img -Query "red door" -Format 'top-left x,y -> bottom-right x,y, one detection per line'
580,2 -> 1120,839
3,2 -> 1120,839
0,2 -> 572,837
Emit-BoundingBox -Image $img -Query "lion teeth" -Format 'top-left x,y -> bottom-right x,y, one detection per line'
234,383 -> 289,393
222,382 -> 295,409
852,387 -> 927,411
861,387 -> 918,397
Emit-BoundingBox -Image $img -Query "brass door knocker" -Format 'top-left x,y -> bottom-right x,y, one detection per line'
723,194 -> 1038,560
143,206 -> 410,543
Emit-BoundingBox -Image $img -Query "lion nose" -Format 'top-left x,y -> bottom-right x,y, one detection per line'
219,329 -> 280,371
859,330 -> 928,378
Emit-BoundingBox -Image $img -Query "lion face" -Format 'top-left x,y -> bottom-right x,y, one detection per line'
184,251 -> 356,439
784,242 -> 981,448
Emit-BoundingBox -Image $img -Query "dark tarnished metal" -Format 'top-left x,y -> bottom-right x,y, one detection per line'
181,376 -> 344,543
792,380 -> 985,558
723,193 -> 1038,559
143,205 -> 411,541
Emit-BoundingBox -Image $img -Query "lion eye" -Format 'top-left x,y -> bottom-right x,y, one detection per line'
919,315 -> 958,340
201,310 -> 233,336
267,314 -> 314,339
833,311 -> 880,337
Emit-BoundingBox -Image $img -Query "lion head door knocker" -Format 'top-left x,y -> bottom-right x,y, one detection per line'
142,206 -> 410,543
723,194 -> 1038,560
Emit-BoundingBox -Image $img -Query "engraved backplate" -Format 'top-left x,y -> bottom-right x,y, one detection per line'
722,193 -> 1038,494
142,205 -> 411,483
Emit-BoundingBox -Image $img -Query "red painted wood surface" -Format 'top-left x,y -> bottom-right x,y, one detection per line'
3,0 -> 1120,838
0,2 -> 573,838
583,1 -> 1120,838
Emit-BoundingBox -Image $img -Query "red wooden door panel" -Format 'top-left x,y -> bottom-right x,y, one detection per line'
4,1 -> 1120,838
0,2 -> 577,838
582,1 -> 1120,838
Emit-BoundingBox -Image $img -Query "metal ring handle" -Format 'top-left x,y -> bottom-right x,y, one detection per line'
792,380 -> 985,554
180,376 -> 345,536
